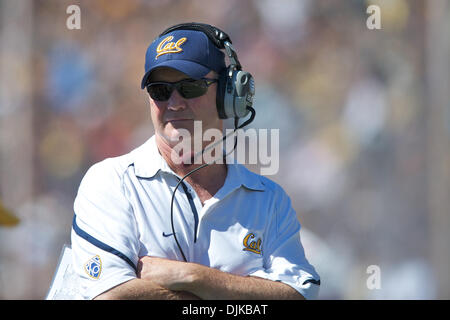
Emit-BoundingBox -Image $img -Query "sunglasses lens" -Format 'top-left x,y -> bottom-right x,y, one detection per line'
177,80 -> 208,99
147,84 -> 173,101
147,79 -> 213,101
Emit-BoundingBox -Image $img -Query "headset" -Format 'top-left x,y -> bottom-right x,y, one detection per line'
158,23 -> 256,262
158,22 -> 255,121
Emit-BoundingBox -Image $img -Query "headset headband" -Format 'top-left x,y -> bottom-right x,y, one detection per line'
159,22 -> 242,70
159,22 -> 231,48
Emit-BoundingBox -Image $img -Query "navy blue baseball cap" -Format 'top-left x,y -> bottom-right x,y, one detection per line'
141,29 -> 226,89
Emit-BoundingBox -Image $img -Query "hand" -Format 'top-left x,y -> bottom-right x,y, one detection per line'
137,256 -> 195,291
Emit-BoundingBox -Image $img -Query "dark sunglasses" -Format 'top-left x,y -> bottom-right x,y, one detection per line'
146,78 -> 218,101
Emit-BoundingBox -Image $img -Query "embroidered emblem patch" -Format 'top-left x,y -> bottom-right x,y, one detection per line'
84,255 -> 102,279
242,233 -> 262,255
156,35 -> 187,59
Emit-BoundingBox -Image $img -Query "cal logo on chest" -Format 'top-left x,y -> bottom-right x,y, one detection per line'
242,232 -> 262,255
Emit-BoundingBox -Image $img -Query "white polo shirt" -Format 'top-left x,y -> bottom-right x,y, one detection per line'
71,135 -> 320,300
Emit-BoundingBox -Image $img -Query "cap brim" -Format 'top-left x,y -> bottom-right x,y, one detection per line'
141,60 -> 211,89
0,202 -> 19,227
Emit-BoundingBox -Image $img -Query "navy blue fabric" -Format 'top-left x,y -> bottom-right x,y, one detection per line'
303,279 -> 321,286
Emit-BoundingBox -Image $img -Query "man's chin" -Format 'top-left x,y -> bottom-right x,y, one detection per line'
156,130 -> 196,154
166,120 -> 195,134
157,129 -> 191,144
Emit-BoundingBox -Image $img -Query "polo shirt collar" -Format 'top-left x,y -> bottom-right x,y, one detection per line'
133,135 -> 265,192
222,154 -> 265,192
133,135 -> 172,179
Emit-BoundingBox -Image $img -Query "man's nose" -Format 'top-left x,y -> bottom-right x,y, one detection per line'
166,89 -> 187,111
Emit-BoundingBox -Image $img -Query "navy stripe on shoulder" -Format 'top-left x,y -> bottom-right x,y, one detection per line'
72,214 -> 136,271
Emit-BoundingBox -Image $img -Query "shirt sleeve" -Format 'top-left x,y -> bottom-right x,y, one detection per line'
71,159 -> 140,300
249,187 -> 321,300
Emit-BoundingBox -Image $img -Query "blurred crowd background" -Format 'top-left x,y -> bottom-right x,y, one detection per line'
1,0 -> 449,299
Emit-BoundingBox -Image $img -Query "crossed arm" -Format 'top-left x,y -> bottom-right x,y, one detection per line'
94,256 -> 304,300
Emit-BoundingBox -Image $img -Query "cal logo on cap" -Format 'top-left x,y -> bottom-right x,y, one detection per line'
156,35 -> 187,59
84,255 -> 102,279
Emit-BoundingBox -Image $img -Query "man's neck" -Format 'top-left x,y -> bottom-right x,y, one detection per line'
155,134 -> 227,202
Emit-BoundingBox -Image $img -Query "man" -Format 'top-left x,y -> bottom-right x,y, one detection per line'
71,23 -> 320,300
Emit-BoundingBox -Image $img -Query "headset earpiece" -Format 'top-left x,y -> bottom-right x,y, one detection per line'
219,68 -> 254,119
216,40 -> 255,119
